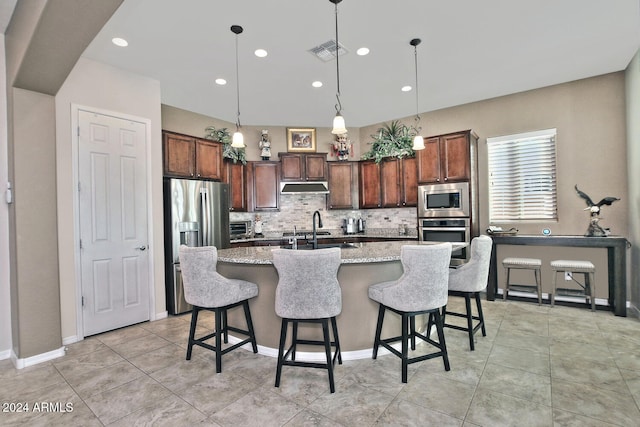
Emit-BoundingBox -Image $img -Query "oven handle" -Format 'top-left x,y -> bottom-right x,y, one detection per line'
419,227 -> 468,232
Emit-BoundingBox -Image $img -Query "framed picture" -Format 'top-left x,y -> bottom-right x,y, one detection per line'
287,128 -> 316,152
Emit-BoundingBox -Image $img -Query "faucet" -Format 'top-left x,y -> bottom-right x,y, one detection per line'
289,225 -> 298,250
311,210 -> 323,249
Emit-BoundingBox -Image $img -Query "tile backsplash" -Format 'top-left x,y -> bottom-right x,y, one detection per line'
230,194 -> 418,235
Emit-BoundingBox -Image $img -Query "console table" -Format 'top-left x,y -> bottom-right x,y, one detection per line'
487,235 -> 629,316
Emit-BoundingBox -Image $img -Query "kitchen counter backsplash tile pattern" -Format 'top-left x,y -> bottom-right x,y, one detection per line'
230,193 -> 418,236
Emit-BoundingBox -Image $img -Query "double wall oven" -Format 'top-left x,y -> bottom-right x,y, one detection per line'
418,182 -> 470,264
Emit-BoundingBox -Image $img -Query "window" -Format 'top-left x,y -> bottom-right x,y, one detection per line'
487,129 -> 557,222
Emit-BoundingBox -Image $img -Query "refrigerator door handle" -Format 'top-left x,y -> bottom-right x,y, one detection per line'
201,188 -> 209,246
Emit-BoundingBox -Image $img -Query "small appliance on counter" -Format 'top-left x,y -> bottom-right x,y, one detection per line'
342,213 -> 365,235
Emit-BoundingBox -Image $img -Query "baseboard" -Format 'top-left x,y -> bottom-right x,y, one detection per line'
10,346 -> 66,369
62,335 -> 79,346
154,311 -> 168,321
0,348 -> 11,360
628,303 -> 640,318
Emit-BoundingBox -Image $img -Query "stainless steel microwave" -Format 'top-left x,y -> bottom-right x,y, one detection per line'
418,182 -> 470,218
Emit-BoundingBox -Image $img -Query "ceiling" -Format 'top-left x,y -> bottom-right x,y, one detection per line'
80,1 -> 639,128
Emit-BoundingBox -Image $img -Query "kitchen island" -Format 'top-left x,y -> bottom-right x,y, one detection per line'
217,240 -> 465,359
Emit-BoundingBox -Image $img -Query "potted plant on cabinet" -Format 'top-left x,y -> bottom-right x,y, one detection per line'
361,120 -> 418,163
204,126 -> 247,164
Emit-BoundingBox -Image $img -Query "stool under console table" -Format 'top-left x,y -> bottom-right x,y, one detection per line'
487,235 -> 629,317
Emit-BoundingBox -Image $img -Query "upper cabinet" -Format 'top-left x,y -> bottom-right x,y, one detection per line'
249,161 -> 280,211
163,131 -> 223,180
327,161 -> 357,210
223,161 -> 247,212
417,130 -> 476,184
278,153 -> 327,181
359,157 -> 417,209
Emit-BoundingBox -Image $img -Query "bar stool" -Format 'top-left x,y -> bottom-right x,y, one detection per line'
502,257 -> 542,304
550,260 -> 596,311
272,247 -> 342,393
179,245 -> 258,374
444,235 -> 493,351
368,243 -> 452,383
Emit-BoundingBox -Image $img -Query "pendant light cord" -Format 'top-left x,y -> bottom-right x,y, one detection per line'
413,42 -> 420,123
334,1 -> 342,114
235,32 -> 241,130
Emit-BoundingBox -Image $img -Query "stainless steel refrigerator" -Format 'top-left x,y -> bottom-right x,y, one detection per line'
163,178 -> 230,314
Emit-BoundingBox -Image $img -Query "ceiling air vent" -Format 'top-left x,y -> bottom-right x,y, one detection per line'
308,40 -> 348,62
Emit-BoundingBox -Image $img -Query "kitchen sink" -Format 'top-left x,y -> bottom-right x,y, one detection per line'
281,242 -> 360,250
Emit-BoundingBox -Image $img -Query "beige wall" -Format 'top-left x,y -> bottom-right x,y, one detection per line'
56,57 -> 164,340
0,34 -> 11,355
161,105 -> 363,162
11,88 -> 61,357
625,50 -> 640,316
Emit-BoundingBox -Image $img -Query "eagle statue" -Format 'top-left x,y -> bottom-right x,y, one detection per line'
574,185 -> 620,237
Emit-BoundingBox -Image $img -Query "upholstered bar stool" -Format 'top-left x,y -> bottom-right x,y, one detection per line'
179,245 -> 258,373
550,259 -> 596,311
502,257 -> 542,305
369,242 -> 452,383
272,247 -> 342,393
444,235 -> 493,351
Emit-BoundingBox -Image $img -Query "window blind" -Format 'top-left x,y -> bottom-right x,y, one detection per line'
487,129 -> 557,222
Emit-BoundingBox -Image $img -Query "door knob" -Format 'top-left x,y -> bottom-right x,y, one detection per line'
136,246 -> 147,251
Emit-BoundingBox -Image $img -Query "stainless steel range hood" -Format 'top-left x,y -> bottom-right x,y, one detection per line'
280,181 -> 330,194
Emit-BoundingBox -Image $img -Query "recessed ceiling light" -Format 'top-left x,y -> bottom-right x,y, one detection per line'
401,85 -> 412,92
356,47 -> 369,56
111,37 -> 128,47
312,81 -> 323,88
215,78 -> 227,85
254,49 -> 268,58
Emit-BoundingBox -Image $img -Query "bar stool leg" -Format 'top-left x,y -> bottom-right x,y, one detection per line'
551,270 -> 557,307
535,267 -> 542,305
587,272 -> 596,311
464,294 -> 474,351
372,305 -> 385,359
275,319 -> 288,388
504,267 -> 511,300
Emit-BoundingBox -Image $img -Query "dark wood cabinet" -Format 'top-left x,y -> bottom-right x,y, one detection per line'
278,153 -> 327,181
250,161 -> 280,211
223,161 -> 247,212
358,160 -> 382,208
417,130 -> 475,184
163,131 -> 223,180
359,157 -> 417,209
327,161 -> 357,210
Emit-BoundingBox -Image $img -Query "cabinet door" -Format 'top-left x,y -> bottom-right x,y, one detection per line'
358,161 -> 381,208
417,136 -> 441,183
195,139 -> 223,180
279,154 -> 303,181
163,132 -> 195,177
327,162 -> 355,210
380,158 -> 401,207
224,161 -> 247,212
253,162 -> 280,211
305,154 -> 327,181
441,132 -> 470,182
401,157 -> 418,207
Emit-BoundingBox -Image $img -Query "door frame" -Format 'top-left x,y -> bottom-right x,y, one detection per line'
71,104 -> 156,340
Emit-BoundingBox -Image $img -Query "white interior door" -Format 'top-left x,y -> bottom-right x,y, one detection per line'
78,110 -> 150,336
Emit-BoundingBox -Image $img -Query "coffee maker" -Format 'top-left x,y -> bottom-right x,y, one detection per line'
343,217 -> 357,234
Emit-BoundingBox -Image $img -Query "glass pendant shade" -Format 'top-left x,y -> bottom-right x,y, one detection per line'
231,130 -> 244,148
412,134 -> 425,150
332,113 -> 347,135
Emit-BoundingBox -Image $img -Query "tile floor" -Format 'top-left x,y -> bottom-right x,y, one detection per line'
1,298 -> 640,426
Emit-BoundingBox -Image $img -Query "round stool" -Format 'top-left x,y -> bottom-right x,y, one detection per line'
550,260 -> 596,311
502,257 -> 542,305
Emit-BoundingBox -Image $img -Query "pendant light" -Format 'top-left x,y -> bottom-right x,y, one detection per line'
410,38 -> 425,150
231,25 -> 245,148
330,0 -> 347,134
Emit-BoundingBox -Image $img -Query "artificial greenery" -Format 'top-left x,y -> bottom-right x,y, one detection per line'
204,126 -> 247,165
360,120 -> 418,163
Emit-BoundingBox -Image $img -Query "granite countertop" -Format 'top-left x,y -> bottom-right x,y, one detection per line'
230,228 -> 418,244
217,240 -> 465,265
